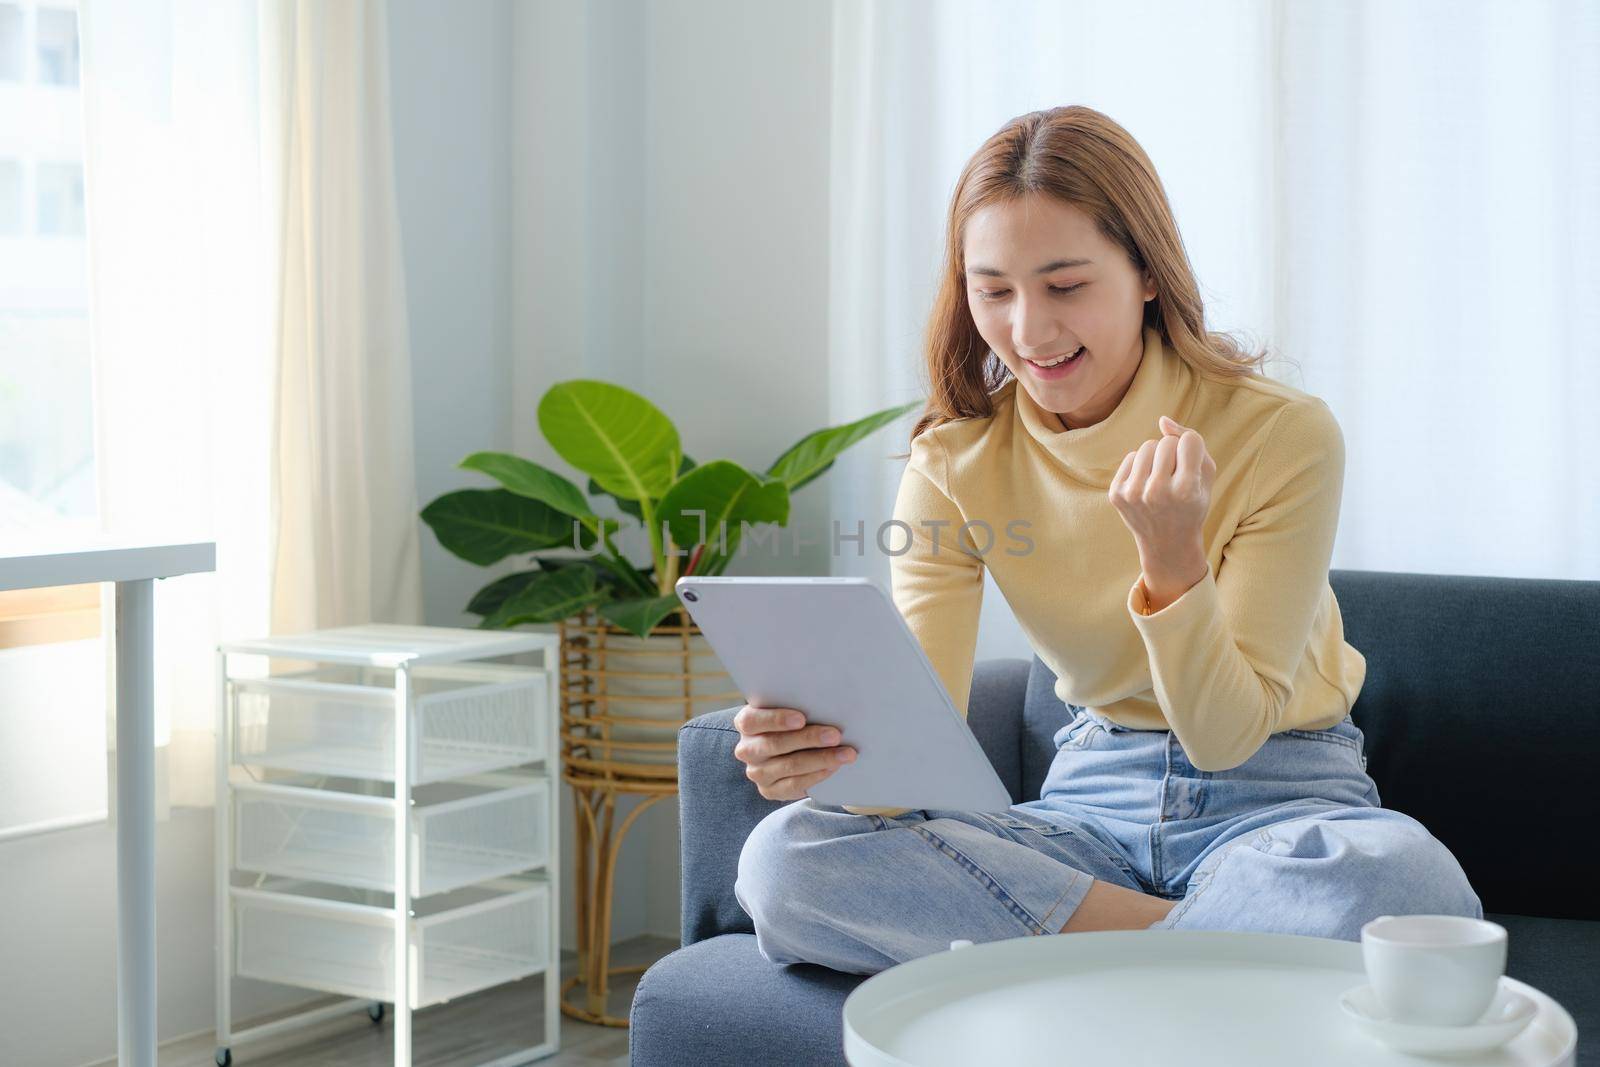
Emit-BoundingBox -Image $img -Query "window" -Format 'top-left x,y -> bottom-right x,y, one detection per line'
0,0 -> 93,530
34,4 -> 74,86
0,5 -> 22,83
0,0 -> 103,839
0,157 -> 18,232
34,158 -> 81,234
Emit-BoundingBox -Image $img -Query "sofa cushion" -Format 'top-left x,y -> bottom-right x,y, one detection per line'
631,933 -> 859,1067
1330,570 -> 1599,920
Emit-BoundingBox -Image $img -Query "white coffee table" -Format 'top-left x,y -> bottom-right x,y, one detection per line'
842,930 -> 1578,1066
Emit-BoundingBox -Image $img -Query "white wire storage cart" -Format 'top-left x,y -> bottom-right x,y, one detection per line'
214,624 -> 562,1067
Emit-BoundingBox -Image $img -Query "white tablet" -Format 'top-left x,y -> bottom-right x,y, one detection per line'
673,575 -> 1013,813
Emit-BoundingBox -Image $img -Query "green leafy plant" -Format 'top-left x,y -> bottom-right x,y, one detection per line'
420,380 -> 918,639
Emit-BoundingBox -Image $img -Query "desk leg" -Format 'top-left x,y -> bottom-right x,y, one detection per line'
115,578 -> 157,1067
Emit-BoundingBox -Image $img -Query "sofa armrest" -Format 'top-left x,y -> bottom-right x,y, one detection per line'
677,709 -> 779,946
678,656 -> 1033,947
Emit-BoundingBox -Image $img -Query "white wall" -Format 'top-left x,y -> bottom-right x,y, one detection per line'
390,0 -> 516,631
0,801 -> 320,1067
508,0 -> 835,944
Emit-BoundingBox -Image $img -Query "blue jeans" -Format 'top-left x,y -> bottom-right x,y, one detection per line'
734,706 -> 1483,975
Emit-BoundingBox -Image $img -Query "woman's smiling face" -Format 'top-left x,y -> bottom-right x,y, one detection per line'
963,193 -> 1157,430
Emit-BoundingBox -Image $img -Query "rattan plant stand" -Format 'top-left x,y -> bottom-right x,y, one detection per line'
557,605 -> 740,1027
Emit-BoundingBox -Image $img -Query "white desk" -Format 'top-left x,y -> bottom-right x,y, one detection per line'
0,541 -> 217,1067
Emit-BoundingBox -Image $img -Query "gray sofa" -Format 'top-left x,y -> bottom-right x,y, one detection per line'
631,569 -> 1598,1066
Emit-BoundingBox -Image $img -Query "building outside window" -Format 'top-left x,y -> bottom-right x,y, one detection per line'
0,0 -> 106,841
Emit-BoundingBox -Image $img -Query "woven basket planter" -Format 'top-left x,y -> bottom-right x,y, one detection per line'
557,603 -> 740,782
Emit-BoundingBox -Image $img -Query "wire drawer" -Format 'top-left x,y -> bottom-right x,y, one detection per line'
231,876 -> 551,1009
233,774 -> 551,897
230,662 -> 548,783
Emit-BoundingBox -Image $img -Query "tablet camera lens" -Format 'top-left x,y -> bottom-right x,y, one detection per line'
682,590 -> 699,602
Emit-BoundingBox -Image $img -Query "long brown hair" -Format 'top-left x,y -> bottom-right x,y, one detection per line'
896,105 -> 1286,457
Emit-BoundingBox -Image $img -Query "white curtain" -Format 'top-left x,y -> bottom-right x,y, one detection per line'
78,0 -> 422,807
263,0 -> 424,635
828,0 -> 1600,664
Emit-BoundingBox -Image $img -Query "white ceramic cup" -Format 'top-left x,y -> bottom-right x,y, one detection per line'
1360,914 -> 1508,1025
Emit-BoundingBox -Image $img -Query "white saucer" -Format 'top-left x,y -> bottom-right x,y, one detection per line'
1340,979 -> 1537,1055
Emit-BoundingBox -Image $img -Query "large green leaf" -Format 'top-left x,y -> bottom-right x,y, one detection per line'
539,381 -> 681,502
539,553 -> 655,598
599,593 -> 688,638
587,453 -> 695,521
765,400 -> 922,491
657,460 -> 789,555
459,452 -> 598,527
785,458 -> 833,496
482,565 -> 608,629
467,557 -> 644,618
465,569 -> 541,617
421,489 -> 590,566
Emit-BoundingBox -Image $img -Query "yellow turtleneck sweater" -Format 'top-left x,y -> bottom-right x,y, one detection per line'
844,324 -> 1367,819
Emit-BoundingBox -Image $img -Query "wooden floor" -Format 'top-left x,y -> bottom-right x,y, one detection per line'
83,936 -> 680,1067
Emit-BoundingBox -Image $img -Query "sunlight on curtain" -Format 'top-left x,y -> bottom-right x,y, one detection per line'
77,0 -> 423,809
79,0 -> 271,810
262,0 -> 424,636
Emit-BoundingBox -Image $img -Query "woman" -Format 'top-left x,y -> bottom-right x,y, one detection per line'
731,105 -> 1481,975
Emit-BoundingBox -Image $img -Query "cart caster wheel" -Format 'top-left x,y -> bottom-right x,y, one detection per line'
367,1001 -> 385,1023
214,1048 -> 232,1067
